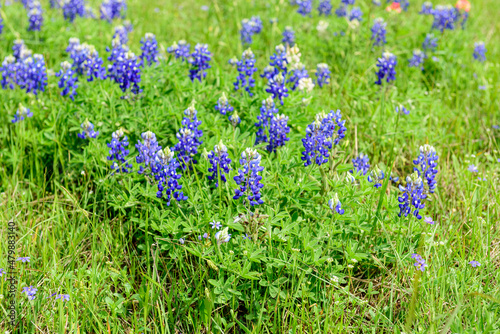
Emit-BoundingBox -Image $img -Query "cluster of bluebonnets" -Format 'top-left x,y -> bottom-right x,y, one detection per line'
2,0 -> 489,278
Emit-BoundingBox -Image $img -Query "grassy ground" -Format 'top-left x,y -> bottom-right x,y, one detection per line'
1,0 -> 500,332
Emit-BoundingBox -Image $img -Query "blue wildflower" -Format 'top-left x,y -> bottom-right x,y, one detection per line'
350,153 -> 370,175
473,42 -> 486,62
86,47 -> 106,81
328,193 -> 345,215
431,5 -> 459,32
420,1 -> 432,14
301,110 -> 347,166
1,55 -> 17,89
422,33 -> 438,52
0,6 -> 3,35
107,128 -> 132,173
468,164 -> 478,173
167,40 -> 191,62
69,42 -> 90,75
174,102 -> 203,170
266,72 -> 289,105
469,261 -> 481,268
413,144 -> 438,194
16,54 -> 48,95
13,39 -> 29,61
135,131 -> 161,174
268,114 -> 291,153
315,63 -> 331,88
78,119 -> 99,139
27,2 -> 43,31
100,0 -> 126,22
210,221 -> 222,230
233,148 -> 265,206
113,25 -> 130,45
396,105 -> 409,114
153,147 -> 188,205
215,93 -> 234,115
288,63 -> 309,91
424,217 -> 435,224
234,48 -> 257,95
16,256 -> 31,262
398,172 -> 427,219
411,253 -> 427,271
240,16 -> 263,45
341,0 -> 355,4
51,293 -> 70,301
229,111 -> 241,127
318,0 -> 332,15
282,26 -> 295,46
349,7 -> 363,21
63,0 -> 85,22
109,50 -> 142,95
409,49 -> 425,70
297,0 -> 312,16
188,44 -> 211,82
215,227 -> 231,244
56,61 -> 78,100
255,96 -> 279,145
368,165 -> 385,188
22,286 -> 38,300
375,52 -> 397,85
11,104 -> 33,123
208,141 -> 232,187
371,18 -> 387,47
140,33 -> 159,66
335,5 -> 347,17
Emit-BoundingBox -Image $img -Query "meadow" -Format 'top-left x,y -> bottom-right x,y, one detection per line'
0,0 -> 499,332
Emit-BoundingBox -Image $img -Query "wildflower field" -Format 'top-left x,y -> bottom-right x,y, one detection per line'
1,0 -> 499,332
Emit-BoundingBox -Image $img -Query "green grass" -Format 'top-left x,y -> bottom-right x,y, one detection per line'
1,0 -> 500,332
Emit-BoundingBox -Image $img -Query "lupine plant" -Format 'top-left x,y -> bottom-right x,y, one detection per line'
135,131 -> 161,174
188,44 -> 211,82
398,172 -> 427,219
233,48 -> 257,95
56,61 -> 78,100
100,0 -> 126,22
371,18 -> 387,47
215,93 -> 234,115
107,128 -> 132,173
315,63 -> 331,88
409,50 -> 425,70
11,104 -> 33,123
375,52 -> 397,85
233,148 -> 265,206
153,147 -> 188,205
207,140 -> 232,187
140,33 -> 159,66
62,0 -> 85,22
413,144 -> 438,194
174,102 -> 203,170
77,119 -> 99,139
318,0 -> 332,16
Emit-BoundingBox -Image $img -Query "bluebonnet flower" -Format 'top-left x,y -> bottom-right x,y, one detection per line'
468,164 -> 478,173
268,114 -> 291,152
282,26 -> 295,46
375,52 -> 397,85
1,56 -> 17,89
210,221 -> 222,229
16,256 -> 31,262
350,153 -> 370,175
469,260 -> 481,268
335,5 -> 347,17
233,148 -> 265,206
66,37 -> 80,54
153,147 -> 188,205
341,0 -> 355,4
234,48 -> 257,95
215,93 -> 233,115
208,140 -> 232,187
301,110 -> 347,166
266,72 -> 288,105
297,0 -> 312,16
78,119 -> 99,139
240,16 -> 263,45
106,37 -> 128,66
371,18 -> 387,47
328,193 -> 345,215
17,54 -> 48,95
174,102 -> 203,170
398,172 -> 427,219
109,50 -> 142,95
179,238 -> 185,244
27,2 -> 43,31
51,293 -> 70,301
288,63 -> 309,91
424,217 -> 435,224
261,65 -> 275,80
270,44 -> 288,72
100,0 -> 126,22
56,61 -> 78,100
420,1 -> 432,14
368,165 -> 385,188
13,39 -> 28,61
411,253 -> 427,271
315,63 -> 331,88
422,33 -> 438,52
349,7 -> 363,21
473,42 -> 486,62
318,0 -> 332,15
84,5 -> 95,18
22,286 -> 38,300
62,0 -> 85,22
86,47 -> 106,81
255,96 -> 279,145
431,5 -> 459,32
135,131 -> 161,174
215,227 -> 231,245
396,105 -> 409,115
140,33 -> 159,66
188,44 -> 211,82
167,40 -> 191,62
409,50 -> 425,70
69,42 -> 91,75
113,25 -> 129,45
107,128 -> 132,173
243,234 -> 251,240
0,6 -> 3,35
229,112 -> 241,127
413,144 -> 438,194
11,105 -> 33,123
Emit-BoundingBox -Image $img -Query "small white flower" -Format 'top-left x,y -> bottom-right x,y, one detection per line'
297,77 -> 314,93
317,20 -> 329,34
